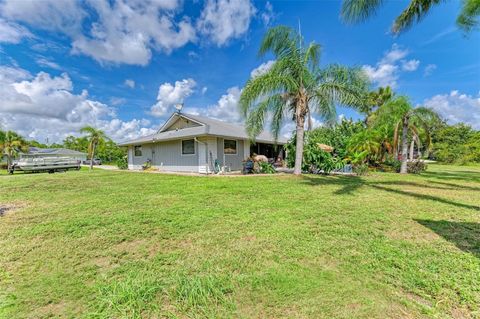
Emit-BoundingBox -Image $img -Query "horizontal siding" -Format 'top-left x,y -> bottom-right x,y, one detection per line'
216,138 -> 245,171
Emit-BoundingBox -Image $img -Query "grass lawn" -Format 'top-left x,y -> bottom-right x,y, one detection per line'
0,165 -> 479,318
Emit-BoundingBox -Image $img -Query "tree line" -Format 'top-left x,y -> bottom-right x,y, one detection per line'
0,127 -> 126,171
240,26 -> 479,175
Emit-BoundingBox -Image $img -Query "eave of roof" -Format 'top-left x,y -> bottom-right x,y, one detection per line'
118,112 -> 289,146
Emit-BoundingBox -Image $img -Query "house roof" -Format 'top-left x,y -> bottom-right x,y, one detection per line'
118,112 -> 289,146
25,147 -> 87,156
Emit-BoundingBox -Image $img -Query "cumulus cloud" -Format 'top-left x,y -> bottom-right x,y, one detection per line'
184,86 -> 242,123
0,18 -> 32,43
362,44 -> 420,88
197,0 -> 256,46
250,60 -> 275,78
0,0 -> 85,36
423,91 -> 480,129
150,78 -> 197,117
0,66 -> 155,142
1,0 -> 195,65
124,79 -> 135,89
0,0 -> 267,65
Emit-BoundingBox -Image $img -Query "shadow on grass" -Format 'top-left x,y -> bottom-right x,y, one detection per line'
421,170 -> 480,183
301,175 -> 480,212
415,219 -> 480,258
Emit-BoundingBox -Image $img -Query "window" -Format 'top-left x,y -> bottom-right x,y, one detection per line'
134,145 -> 142,156
224,139 -> 237,154
182,139 -> 195,155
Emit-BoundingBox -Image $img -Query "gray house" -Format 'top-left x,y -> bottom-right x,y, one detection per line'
118,112 -> 288,173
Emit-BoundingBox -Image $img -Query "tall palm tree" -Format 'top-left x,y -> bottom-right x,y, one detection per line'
80,126 -> 106,171
375,97 -> 438,174
240,26 -> 369,175
0,131 -> 28,173
341,0 -> 479,34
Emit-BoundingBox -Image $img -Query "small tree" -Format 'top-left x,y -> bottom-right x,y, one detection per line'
0,131 -> 28,172
80,126 -> 106,171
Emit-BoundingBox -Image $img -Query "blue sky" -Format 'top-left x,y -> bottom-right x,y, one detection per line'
0,0 -> 479,143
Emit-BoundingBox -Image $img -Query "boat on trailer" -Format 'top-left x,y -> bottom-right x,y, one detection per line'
9,157 -> 81,174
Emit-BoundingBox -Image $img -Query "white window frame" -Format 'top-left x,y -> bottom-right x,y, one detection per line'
134,145 -> 142,157
181,139 -> 196,156
223,139 -> 238,155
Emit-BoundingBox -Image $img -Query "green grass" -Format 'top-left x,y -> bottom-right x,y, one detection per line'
0,165 -> 479,318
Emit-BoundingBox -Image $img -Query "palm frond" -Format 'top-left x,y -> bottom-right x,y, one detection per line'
392,0 -> 444,33
457,0 -> 480,32
258,26 -> 299,58
341,0 -> 385,23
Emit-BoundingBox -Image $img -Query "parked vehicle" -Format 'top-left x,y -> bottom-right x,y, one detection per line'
9,157 -> 81,174
83,158 -> 102,165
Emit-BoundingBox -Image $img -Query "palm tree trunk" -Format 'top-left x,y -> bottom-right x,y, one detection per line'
293,113 -> 306,176
409,139 -> 415,160
90,143 -> 96,171
400,116 -> 409,174
6,155 -> 11,173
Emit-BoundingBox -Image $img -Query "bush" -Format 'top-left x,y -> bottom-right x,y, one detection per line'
259,162 -> 276,174
407,160 -> 428,174
353,164 -> 369,175
383,157 -> 402,173
116,156 -> 128,170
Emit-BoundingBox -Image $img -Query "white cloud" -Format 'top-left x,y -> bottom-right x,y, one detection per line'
401,59 -> 420,72
1,0 -> 196,66
36,57 -> 61,70
423,90 -> 480,129
250,60 -> 275,78
261,1 -> 275,26
150,78 -> 197,117
110,97 -> 127,106
184,86 -> 242,123
0,66 -> 155,142
197,0 -> 256,46
0,18 -> 32,43
362,44 -> 420,88
380,44 -> 408,64
124,79 -> 135,89
201,86 -> 208,94
0,0 -> 85,36
362,64 -> 399,88
1,0 -> 266,65
424,64 -> 437,77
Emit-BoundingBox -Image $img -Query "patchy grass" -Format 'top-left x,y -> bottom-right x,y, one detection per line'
0,164 -> 479,318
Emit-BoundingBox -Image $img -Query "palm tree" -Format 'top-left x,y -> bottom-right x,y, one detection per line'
240,26 -> 369,175
375,97 -> 438,173
341,0 -> 479,34
360,86 -> 393,125
80,126 -> 106,171
0,131 -> 28,173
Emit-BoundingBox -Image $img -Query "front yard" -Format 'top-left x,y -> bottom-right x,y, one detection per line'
0,165 -> 479,318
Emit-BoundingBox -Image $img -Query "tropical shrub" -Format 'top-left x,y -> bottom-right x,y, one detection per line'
407,160 -> 428,174
301,143 -> 344,174
353,163 -> 369,175
259,162 -> 276,174
116,156 -> 128,170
